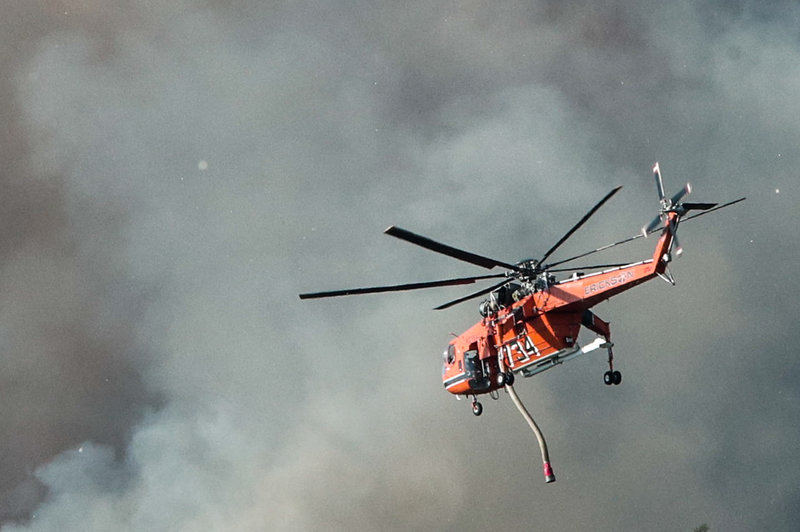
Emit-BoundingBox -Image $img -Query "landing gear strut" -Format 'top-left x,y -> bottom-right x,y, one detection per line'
584,312 -> 621,387
603,342 -> 622,386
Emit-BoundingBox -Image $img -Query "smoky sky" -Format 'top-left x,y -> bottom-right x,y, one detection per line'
1,1 -> 799,530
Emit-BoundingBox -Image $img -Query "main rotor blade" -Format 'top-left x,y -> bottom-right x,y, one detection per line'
546,262 -> 634,273
384,226 -> 519,271
298,273 -> 508,300
543,233 -> 646,269
434,279 -> 511,311
537,185 -> 623,266
544,197 -> 745,269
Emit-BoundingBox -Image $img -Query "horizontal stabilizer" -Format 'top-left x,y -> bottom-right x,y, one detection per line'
681,202 -> 717,211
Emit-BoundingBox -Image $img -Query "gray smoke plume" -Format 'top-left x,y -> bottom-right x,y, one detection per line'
1,1 -> 799,530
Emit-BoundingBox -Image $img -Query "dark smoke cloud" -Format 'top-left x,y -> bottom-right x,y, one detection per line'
1,1 -> 799,530
0,1 -> 163,521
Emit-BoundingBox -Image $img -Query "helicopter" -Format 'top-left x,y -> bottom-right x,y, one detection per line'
300,163 -> 744,419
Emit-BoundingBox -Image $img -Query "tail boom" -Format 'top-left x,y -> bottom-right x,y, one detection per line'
537,214 -> 676,312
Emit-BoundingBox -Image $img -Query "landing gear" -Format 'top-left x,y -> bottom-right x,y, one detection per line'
603,340 -> 622,385
583,312 -> 622,387
472,399 -> 483,416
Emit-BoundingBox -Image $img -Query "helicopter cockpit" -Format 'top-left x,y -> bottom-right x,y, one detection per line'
478,282 -> 522,317
442,341 -> 494,397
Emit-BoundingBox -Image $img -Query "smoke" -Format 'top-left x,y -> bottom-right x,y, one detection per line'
1,1 -> 799,530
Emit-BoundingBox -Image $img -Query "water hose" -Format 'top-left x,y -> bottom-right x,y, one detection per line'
499,355 -> 556,483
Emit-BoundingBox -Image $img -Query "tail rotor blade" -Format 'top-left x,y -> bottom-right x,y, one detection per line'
669,218 -> 682,256
670,182 -> 692,206
673,234 -> 682,256
653,162 -> 666,201
642,215 -> 663,237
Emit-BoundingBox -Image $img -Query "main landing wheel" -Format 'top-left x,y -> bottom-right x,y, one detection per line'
505,371 -> 515,386
472,400 -> 483,416
604,370 -> 623,386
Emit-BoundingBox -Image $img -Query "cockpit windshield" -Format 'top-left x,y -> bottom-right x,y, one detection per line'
444,344 -> 455,365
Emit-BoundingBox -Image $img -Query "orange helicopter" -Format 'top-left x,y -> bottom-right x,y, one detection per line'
300,163 -> 743,473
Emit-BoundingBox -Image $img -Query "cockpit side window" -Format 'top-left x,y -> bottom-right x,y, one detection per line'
446,345 -> 455,365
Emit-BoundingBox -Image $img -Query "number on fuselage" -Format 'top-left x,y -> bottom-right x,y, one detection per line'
501,333 -> 540,369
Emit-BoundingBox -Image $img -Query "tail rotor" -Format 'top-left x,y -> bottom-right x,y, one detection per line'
642,163 -> 717,257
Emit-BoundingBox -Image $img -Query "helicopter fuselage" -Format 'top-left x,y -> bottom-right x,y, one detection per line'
441,214 -> 676,397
